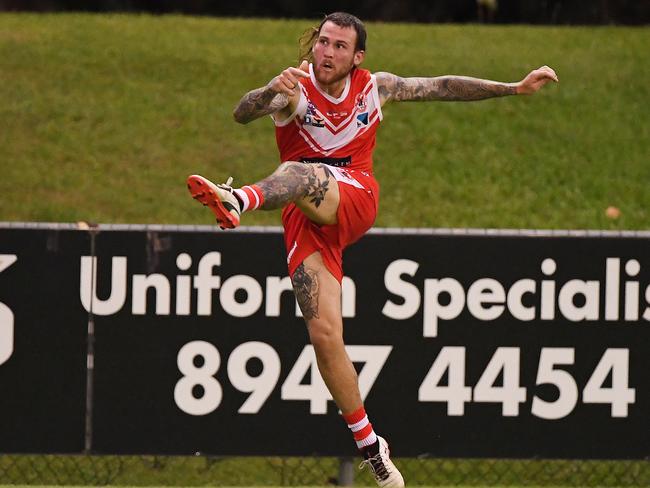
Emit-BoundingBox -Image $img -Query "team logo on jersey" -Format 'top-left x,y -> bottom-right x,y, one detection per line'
303,99 -> 325,128
355,93 -> 367,111
356,112 -> 369,127
304,114 -> 325,127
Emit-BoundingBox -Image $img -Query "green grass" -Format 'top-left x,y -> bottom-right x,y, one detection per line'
0,14 -> 648,229
1,454 -> 647,487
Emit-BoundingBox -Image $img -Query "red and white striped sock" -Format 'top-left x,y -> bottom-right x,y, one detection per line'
342,406 -> 378,450
233,185 -> 264,213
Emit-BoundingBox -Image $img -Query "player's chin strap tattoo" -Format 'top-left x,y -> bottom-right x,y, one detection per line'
375,71 -> 517,103
292,263 -> 320,321
233,85 -> 290,124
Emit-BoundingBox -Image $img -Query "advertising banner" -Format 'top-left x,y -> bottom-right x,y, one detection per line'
1,225 -> 648,459
0,229 -> 88,453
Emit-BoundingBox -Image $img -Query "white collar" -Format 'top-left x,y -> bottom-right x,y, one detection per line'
309,63 -> 351,104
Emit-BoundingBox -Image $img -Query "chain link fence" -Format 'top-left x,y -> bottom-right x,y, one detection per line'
1,454 -> 648,486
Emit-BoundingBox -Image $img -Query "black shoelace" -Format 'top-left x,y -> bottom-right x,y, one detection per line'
367,452 -> 390,481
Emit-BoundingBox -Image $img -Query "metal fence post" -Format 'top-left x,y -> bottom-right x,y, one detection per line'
84,225 -> 99,454
338,457 -> 355,486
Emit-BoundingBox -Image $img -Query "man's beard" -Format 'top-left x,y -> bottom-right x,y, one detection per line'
315,60 -> 354,85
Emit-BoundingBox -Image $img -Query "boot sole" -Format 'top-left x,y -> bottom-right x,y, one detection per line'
187,174 -> 239,229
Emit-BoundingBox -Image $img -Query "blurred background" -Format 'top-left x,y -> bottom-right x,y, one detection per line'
1,0 -> 650,24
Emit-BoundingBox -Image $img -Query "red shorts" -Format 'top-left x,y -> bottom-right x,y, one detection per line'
282,168 -> 379,283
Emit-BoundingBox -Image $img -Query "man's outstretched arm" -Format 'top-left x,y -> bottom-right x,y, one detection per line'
375,66 -> 558,105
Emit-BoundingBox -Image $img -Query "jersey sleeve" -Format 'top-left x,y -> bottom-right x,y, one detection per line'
271,88 -> 308,127
369,74 -> 384,122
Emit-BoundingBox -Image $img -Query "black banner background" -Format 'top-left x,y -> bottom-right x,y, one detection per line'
0,226 -> 648,458
345,234 -> 650,459
0,229 -> 88,453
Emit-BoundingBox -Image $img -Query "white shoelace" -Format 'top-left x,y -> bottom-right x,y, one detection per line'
359,453 -> 390,481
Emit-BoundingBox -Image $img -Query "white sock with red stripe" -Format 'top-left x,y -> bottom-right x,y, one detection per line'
342,406 -> 378,450
233,185 -> 264,212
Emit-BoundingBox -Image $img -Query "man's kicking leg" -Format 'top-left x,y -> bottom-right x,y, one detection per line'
293,251 -> 404,488
187,161 -> 339,228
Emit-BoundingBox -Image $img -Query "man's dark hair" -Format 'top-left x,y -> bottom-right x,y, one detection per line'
299,12 -> 367,63
318,12 -> 367,52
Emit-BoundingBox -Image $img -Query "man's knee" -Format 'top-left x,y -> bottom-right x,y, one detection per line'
308,320 -> 345,365
278,161 -> 328,181
307,319 -> 342,350
280,160 -> 307,175
281,160 -> 328,174
311,163 -> 333,181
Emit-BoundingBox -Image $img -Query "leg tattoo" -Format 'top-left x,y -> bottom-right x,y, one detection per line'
292,263 -> 319,320
257,162 -> 331,210
306,169 -> 330,207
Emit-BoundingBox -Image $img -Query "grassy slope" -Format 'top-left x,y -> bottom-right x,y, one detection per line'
0,14 -> 648,229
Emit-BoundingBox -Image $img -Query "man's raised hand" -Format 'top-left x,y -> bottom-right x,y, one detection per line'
516,66 -> 559,95
269,60 -> 310,96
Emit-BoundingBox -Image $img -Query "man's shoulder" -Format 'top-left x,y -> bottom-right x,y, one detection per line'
352,67 -> 373,82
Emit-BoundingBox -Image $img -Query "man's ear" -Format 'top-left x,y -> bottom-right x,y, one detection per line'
353,50 -> 365,67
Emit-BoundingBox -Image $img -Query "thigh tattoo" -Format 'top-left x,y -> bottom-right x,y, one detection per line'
292,263 -> 320,320
306,164 -> 332,208
257,163 -> 332,209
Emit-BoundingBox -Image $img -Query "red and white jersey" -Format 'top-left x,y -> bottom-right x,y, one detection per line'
273,64 -> 383,173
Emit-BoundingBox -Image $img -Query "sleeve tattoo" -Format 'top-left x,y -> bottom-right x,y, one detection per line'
375,71 -> 517,103
233,86 -> 290,124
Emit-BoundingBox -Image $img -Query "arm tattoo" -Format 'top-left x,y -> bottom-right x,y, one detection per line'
232,86 -> 289,124
256,162 -> 331,210
292,263 -> 320,321
376,71 -> 517,103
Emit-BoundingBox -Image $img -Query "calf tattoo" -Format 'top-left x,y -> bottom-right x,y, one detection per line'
292,263 -> 320,320
257,163 -> 332,210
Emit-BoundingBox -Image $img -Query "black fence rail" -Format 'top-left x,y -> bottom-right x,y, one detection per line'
1,454 -> 649,486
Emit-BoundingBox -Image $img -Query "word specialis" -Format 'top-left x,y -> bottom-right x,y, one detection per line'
383,258 -> 650,336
